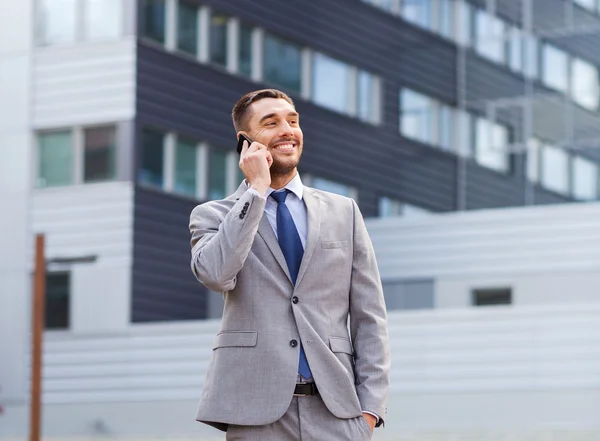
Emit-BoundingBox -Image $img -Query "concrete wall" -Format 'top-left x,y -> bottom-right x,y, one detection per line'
31,182 -> 134,334
367,201 -> 600,308
1,304 -> 599,440
0,0 -> 33,409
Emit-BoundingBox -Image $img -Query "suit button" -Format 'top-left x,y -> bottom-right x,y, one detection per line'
239,213 -> 245,219
292,296 -> 299,304
290,339 -> 298,347
244,202 -> 249,207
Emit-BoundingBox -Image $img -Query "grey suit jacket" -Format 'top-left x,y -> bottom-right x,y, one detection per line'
189,182 -> 390,431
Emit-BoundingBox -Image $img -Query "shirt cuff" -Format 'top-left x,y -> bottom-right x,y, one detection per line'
247,187 -> 266,199
362,410 -> 379,425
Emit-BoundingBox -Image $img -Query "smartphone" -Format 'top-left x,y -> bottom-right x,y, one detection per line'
236,134 -> 253,154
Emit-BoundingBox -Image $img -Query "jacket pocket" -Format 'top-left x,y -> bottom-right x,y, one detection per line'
213,331 -> 258,350
321,240 -> 350,249
329,337 -> 354,355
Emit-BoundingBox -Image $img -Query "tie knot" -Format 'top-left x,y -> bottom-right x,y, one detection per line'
270,189 -> 289,203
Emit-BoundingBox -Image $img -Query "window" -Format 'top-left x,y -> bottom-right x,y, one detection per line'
473,288 -> 512,306
524,36 -> 539,79
210,13 -> 229,67
475,119 -> 509,173
208,148 -> 228,200
379,197 -> 402,217
455,0 -> 473,46
38,131 -> 73,188
174,138 -> 197,197
542,44 -> 569,93
37,0 -> 77,45
438,104 -> 454,151
312,53 -> 351,114
85,0 -> 122,40
400,89 -> 434,145
574,0 -> 596,11
45,272 -> 70,330
541,144 -> 570,195
358,71 -> 378,124
263,34 -> 302,93
508,26 -> 523,73
475,10 -> 505,64
527,138 -> 542,183
238,23 -> 253,77
573,156 -> 598,200
177,2 -> 198,56
84,126 -> 116,183
437,0 -> 454,39
312,177 -> 355,198
143,0 -> 166,44
139,129 -> 165,188
571,58 -> 599,111
402,0 -> 432,29
455,110 -> 473,157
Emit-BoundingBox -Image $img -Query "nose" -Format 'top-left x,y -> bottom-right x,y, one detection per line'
279,121 -> 293,137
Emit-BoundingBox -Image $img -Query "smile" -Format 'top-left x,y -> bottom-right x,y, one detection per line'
272,143 -> 296,152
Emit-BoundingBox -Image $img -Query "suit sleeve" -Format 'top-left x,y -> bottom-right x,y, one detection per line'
348,199 -> 391,426
189,189 -> 266,292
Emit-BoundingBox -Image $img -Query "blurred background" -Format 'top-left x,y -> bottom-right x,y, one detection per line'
1,0 -> 600,440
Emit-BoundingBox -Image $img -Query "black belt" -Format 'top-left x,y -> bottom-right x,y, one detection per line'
293,382 -> 318,396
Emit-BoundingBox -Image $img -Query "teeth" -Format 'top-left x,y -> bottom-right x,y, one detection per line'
275,144 -> 294,150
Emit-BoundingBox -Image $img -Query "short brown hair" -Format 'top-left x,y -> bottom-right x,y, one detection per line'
232,89 -> 295,133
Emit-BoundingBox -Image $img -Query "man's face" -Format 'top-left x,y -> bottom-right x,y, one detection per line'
244,98 -> 303,176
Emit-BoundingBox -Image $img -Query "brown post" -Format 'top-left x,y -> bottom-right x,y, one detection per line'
30,234 -> 45,441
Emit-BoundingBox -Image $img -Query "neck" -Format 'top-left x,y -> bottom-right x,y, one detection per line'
270,169 -> 297,190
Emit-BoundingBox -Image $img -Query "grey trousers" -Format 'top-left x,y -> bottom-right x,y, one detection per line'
225,395 -> 373,441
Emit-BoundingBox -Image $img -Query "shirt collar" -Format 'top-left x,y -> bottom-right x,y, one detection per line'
266,172 -> 304,201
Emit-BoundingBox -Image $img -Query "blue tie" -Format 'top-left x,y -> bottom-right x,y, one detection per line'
270,190 -> 312,380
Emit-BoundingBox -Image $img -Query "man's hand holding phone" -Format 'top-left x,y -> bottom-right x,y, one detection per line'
238,136 -> 272,197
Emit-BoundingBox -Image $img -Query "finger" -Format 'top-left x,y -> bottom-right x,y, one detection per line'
240,140 -> 249,156
250,141 -> 267,151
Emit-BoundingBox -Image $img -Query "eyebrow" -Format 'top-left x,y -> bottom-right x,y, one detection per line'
258,111 -> 300,125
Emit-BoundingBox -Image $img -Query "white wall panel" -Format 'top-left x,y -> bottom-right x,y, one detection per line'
32,39 -> 136,129
32,182 -> 134,334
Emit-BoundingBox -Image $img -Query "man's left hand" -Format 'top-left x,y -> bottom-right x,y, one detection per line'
362,412 -> 376,431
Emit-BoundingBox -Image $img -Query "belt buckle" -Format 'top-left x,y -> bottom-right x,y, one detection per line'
293,381 -> 309,397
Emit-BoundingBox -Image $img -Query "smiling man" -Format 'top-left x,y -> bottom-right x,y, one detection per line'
189,89 -> 390,440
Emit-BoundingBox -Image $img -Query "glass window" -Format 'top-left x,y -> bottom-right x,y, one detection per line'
210,13 -> 229,67
312,177 -> 354,197
438,104 -> 454,151
358,71 -> 376,123
312,53 -> 351,114
173,138 -> 197,197
455,0 -> 473,46
208,148 -> 228,200
84,126 -> 116,183
527,138 -> 542,183
542,44 -> 569,93
238,23 -> 253,77
508,26 -> 523,73
400,89 -> 434,145
139,129 -> 165,188
437,0 -> 454,39
45,272 -> 70,330
263,34 -> 302,93
379,197 -> 402,217
541,144 -> 570,195
524,36 -> 539,79
475,10 -> 505,64
37,0 -> 77,45
85,0 -> 121,40
402,0 -> 432,29
475,119 -> 509,172
38,131 -> 73,188
455,110 -> 473,157
143,0 -> 166,44
574,0 -> 596,11
573,156 -> 598,200
571,58 -> 599,111
177,2 -> 198,56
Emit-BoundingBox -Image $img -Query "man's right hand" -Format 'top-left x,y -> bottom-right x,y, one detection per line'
239,139 -> 272,196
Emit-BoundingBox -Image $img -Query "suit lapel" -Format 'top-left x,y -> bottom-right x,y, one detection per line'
296,188 -> 321,287
257,215 -> 293,284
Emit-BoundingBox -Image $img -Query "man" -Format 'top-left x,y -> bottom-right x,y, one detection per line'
189,88 -> 390,440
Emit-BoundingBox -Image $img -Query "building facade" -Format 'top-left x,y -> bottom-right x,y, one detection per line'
2,0 -> 600,368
